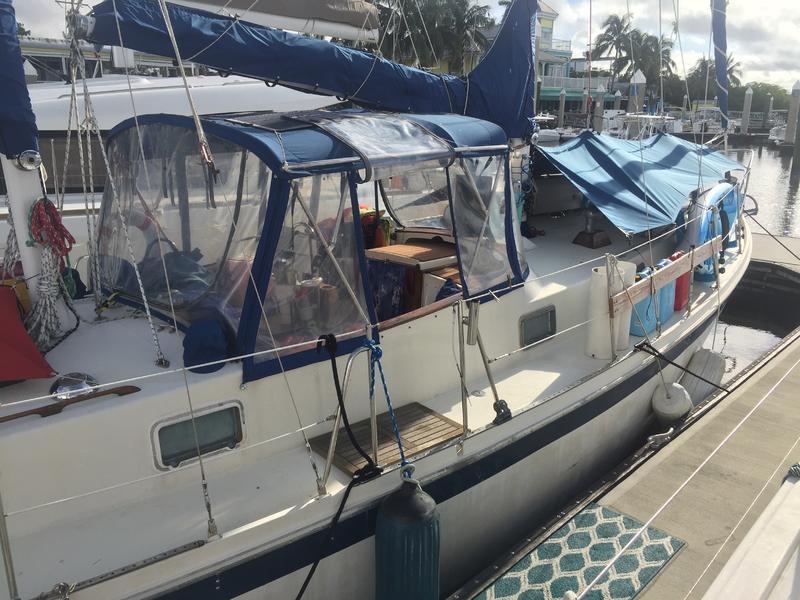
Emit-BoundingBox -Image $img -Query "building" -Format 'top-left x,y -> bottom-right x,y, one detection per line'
19,36 -> 202,83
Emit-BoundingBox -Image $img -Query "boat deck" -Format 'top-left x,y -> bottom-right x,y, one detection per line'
458,309 -> 800,600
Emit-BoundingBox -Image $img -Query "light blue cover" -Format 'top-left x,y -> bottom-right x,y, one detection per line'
537,131 -> 743,234
86,0 -> 537,139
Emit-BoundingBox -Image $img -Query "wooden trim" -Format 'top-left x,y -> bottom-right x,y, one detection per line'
0,385 -> 140,424
609,236 -> 721,317
378,293 -> 461,331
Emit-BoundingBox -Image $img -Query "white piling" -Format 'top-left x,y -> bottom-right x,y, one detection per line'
785,81 -> 800,147
593,84 -> 606,132
741,86 -> 753,134
558,88 -> 566,128
613,89 -> 622,110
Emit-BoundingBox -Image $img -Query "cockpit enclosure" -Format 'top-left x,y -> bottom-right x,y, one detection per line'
99,110 -> 526,381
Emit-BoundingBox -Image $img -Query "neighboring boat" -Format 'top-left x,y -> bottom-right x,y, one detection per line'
769,124 -> 786,145
0,1 -> 754,599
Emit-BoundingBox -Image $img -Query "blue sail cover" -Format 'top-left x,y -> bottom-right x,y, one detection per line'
85,0 -> 536,138
711,0 -> 729,129
537,131 -> 744,234
0,0 -> 38,157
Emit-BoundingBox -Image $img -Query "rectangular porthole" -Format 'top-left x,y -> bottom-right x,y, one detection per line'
156,404 -> 243,469
520,306 -> 556,348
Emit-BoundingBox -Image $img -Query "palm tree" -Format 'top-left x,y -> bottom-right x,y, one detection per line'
443,0 -> 492,73
377,0 -> 491,74
591,14 -> 631,89
691,54 -> 742,87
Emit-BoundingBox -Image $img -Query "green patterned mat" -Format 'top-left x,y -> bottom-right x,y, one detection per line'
474,503 -> 684,600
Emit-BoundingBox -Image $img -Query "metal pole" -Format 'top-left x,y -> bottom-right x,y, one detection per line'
475,330 -> 500,405
0,485 -> 20,600
457,301 -> 469,435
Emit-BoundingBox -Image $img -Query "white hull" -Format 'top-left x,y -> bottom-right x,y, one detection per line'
47,227 -> 746,600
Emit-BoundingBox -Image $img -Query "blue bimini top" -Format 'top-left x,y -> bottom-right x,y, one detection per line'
109,110 -> 509,179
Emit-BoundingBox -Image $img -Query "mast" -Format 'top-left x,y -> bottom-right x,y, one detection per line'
711,0 -> 728,149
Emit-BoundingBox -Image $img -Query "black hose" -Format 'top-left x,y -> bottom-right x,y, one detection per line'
294,335 -> 382,600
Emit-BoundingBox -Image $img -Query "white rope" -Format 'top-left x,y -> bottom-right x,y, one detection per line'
24,246 -> 65,350
574,353 -> 800,599
2,210 -> 20,278
70,42 -> 168,367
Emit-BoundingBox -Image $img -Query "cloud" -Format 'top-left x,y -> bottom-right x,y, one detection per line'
550,0 -> 800,89
12,0 -> 800,89
14,0 -> 66,39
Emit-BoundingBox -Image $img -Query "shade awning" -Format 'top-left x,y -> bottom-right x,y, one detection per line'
536,131 -> 744,234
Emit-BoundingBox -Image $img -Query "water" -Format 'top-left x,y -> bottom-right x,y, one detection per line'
700,144 -> 800,383
704,321 -> 783,384
729,145 -> 800,236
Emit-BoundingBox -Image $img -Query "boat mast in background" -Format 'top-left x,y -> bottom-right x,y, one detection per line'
170,0 -> 380,42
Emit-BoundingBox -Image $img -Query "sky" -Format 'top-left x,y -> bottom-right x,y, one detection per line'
13,0 -> 800,91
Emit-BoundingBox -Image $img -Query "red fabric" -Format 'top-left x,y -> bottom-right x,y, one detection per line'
0,287 -> 54,381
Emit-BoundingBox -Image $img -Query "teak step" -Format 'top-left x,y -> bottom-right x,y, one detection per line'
309,402 -> 462,476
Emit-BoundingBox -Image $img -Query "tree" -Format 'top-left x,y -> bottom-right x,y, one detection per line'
591,16 -> 675,101
377,0 -> 491,74
688,54 -> 742,102
17,22 -> 31,37
590,14 -> 631,90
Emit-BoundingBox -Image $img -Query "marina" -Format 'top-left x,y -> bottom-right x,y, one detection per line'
0,0 -> 799,598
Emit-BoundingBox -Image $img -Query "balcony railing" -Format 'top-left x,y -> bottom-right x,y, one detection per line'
545,38 -> 572,51
540,75 -> 610,91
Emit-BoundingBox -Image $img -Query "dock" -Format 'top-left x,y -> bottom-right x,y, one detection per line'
452,231 -> 800,600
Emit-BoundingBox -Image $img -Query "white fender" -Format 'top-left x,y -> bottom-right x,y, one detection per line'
652,382 -> 692,425
680,348 -> 726,406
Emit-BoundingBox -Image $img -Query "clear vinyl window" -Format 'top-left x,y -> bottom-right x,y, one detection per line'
254,173 -> 369,361
98,125 -> 271,329
450,155 -> 515,294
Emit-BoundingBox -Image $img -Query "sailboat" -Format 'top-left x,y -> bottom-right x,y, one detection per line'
0,0 -> 753,598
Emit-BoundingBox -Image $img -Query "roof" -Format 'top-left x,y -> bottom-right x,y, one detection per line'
107,110 -> 508,177
538,0 -> 558,18
537,131 -> 744,234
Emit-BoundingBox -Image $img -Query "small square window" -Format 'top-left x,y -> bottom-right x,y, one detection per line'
520,306 -> 556,348
156,404 -> 243,469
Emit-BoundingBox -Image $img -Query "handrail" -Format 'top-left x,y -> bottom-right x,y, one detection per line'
320,344 -> 376,492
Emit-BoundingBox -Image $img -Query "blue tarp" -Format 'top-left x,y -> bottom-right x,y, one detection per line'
0,0 -> 37,157
86,0 -> 536,139
537,131 -> 744,234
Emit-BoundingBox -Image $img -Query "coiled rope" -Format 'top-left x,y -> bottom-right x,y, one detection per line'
24,197 -> 77,350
